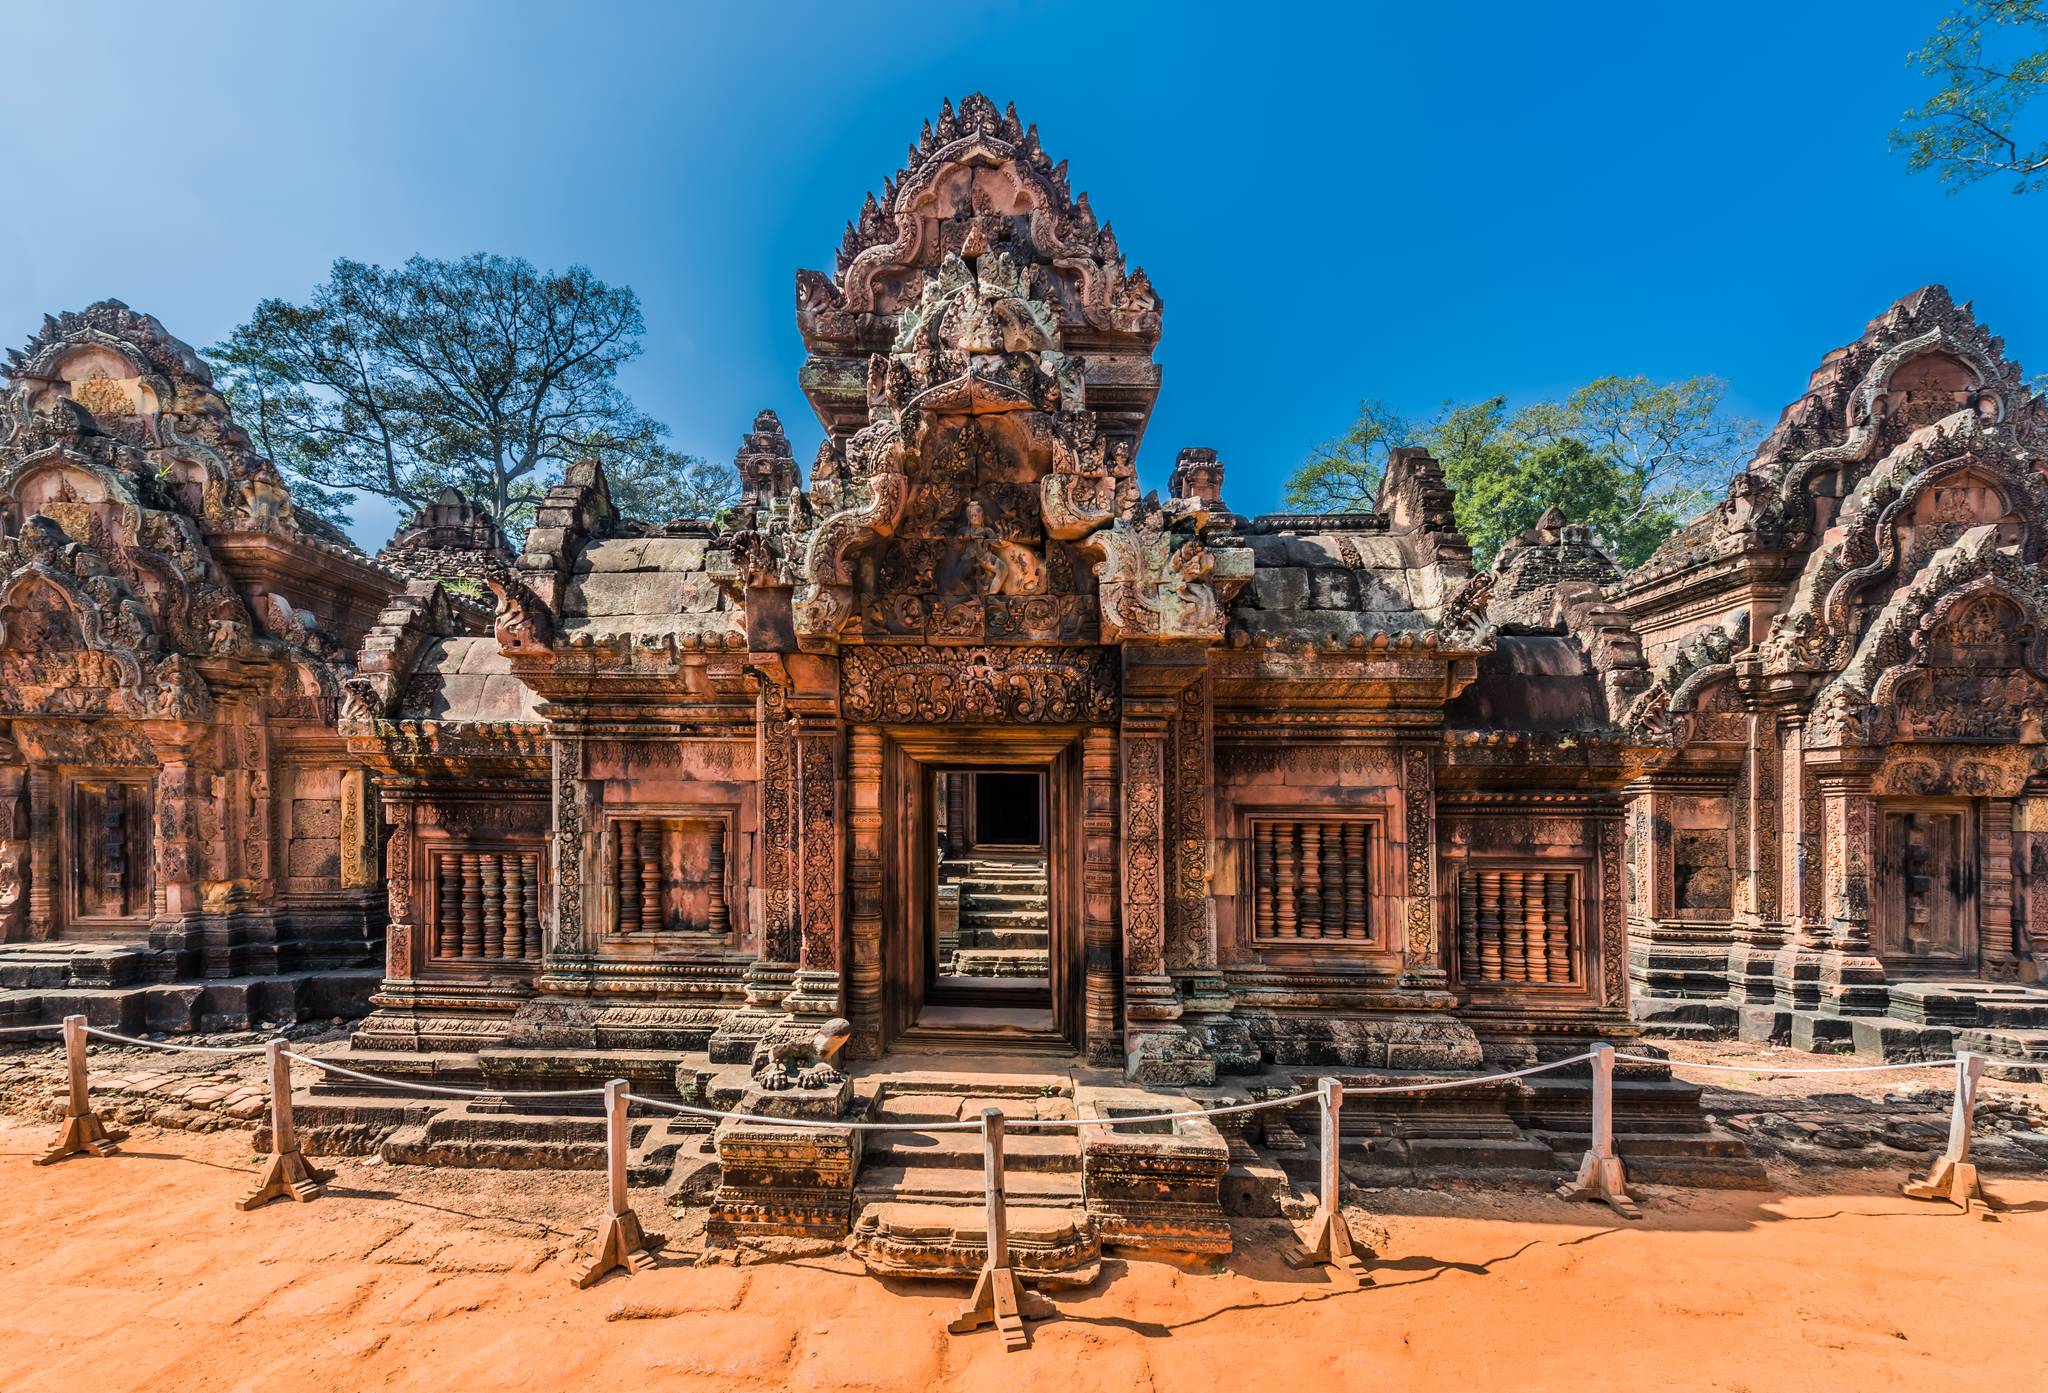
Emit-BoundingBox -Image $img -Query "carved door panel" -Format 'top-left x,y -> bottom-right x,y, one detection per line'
1878,805 -> 1977,975
66,778 -> 153,936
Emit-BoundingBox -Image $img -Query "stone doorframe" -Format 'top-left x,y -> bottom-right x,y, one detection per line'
847,725 -> 1114,1057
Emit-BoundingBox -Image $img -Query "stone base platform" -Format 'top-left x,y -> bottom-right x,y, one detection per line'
849,1202 -> 1101,1286
1636,979 -> 2048,1070
0,943 -> 377,1034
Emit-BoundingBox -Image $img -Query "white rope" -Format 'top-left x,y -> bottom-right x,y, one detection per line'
280,1050 -> 610,1100
621,1053 -> 1606,1133
1619,1052 -> 1989,1077
1335,1051 -> 1598,1095
84,1027 -> 270,1055
0,1023 -> 60,1036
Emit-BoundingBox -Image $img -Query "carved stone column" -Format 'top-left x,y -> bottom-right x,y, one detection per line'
1081,727 -> 1121,1068
845,727 -> 884,1057
1770,716 -> 1826,1012
784,714 -> 844,1021
0,757 -> 25,942
1168,671 -> 1254,1073
548,736 -> 589,960
1727,712 -> 1786,1005
380,795 -> 418,985
1816,763 -> 1887,1015
150,747 -> 205,927
1120,648 -> 1211,1084
1982,799 -> 2018,980
27,766 -> 55,942
1398,745 -> 1448,991
711,677 -> 798,1063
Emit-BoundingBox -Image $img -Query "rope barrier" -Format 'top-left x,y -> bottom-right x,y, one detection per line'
1615,1052 -> 1957,1076
280,1050 -> 609,1100
6,1010 -> 2036,1344
84,1026 -> 270,1055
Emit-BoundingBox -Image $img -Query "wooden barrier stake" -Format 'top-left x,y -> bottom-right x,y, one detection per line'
36,1015 -> 119,1165
1286,1077 -> 1367,1277
1904,1051 -> 1996,1214
948,1107 -> 1054,1350
572,1079 -> 654,1287
240,1040 -> 330,1210
1557,1044 -> 1640,1218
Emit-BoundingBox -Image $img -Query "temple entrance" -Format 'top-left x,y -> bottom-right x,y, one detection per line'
935,769 -> 1049,996
1876,802 -> 1979,976
875,732 -> 1084,1053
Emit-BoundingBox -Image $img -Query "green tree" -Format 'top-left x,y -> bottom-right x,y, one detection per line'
1282,397 -> 1408,513
207,254 -> 737,535
1286,376 -> 1754,568
1893,1 -> 2048,193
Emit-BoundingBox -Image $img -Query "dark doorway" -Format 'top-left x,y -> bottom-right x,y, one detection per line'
926,767 -> 1053,1028
973,772 -> 1043,847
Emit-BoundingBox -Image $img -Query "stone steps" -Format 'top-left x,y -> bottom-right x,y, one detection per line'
959,907 -> 1048,929
378,1102 -> 689,1181
0,969 -> 379,1035
957,925 -> 1048,949
951,948 -> 1051,977
957,891 -> 1048,912
850,1074 -> 1098,1280
848,1201 -> 1100,1286
0,943 -> 158,990
870,1128 -> 1080,1172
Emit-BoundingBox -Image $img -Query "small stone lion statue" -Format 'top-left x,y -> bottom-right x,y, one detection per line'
751,1017 -> 853,1091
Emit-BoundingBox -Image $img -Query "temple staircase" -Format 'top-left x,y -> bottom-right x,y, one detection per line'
848,1067 -> 1100,1284
0,942 -> 377,1033
947,854 -> 1051,979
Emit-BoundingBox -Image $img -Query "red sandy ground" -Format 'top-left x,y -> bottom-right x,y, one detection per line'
0,1118 -> 2043,1392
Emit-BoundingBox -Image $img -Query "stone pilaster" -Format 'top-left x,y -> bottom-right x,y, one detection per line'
844,726 -> 884,1057
1816,764 -> 1887,1015
1119,648 -> 1210,1084
784,715 -> 844,1021
1081,727 -> 1122,1068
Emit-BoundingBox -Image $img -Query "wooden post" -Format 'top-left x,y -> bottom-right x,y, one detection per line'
239,1040 -> 329,1209
1287,1077 -> 1367,1276
948,1107 -> 1054,1350
1557,1043 -> 1639,1218
1904,1051 -> 1994,1213
35,1014 -> 119,1165
572,1079 -> 654,1287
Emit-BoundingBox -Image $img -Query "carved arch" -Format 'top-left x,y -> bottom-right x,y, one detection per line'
1817,443 -> 2047,636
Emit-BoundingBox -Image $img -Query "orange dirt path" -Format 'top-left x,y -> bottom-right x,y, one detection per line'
0,1118 -> 2043,1393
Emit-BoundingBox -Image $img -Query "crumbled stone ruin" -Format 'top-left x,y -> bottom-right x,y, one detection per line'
2,94 -> 2041,1272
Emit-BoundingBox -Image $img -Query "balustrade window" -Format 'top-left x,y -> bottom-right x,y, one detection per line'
1251,817 -> 1374,942
1457,868 -> 1578,985
430,850 -> 542,962
606,815 -> 731,937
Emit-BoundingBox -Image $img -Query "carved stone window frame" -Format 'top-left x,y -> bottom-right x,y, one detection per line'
1450,861 -> 1588,994
1238,807 -> 1389,952
596,804 -> 739,946
417,837 -> 547,975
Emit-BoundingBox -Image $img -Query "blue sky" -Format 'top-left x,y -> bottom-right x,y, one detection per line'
2,1 -> 2036,550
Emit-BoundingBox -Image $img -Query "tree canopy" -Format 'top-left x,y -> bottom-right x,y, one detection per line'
1893,1 -> 2048,194
1285,376 -> 1756,569
207,254 -> 738,536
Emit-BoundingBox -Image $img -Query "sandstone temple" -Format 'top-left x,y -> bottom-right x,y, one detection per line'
2,95 -> 2041,1263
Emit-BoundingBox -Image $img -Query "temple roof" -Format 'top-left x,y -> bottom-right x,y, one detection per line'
1445,635 -> 1612,733
556,532 -> 745,646
394,635 -> 542,723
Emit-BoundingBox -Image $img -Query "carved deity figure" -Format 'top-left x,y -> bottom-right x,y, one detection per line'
944,498 -> 1047,597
